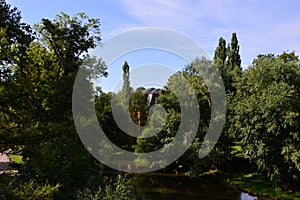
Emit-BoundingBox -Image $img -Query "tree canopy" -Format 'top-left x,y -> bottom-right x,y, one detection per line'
229,52 -> 300,190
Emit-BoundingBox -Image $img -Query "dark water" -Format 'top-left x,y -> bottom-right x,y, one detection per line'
134,173 -> 263,200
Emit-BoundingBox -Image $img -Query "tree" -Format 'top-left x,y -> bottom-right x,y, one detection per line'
95,91 -> 135,151
129,87 -> 148,126
229,52 -> 300,190
0,0 -> 33,151
214,37 -> 227,75
3,12 -> 103,145
212,33 -> 243,170
99,62 -> 137,151
134,57 -> 220,173
214,33 -> 242,93
121,61 -> 131,105
34,12 -> 102,123
226,33 -> 241,71
0,0 -> 32,67
225,33 -> 242,93
0,10 -> 107,196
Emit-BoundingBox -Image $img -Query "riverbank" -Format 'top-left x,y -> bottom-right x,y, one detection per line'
201,170 -> 300,200
229,173 -> 300,200
2,151 -> 300,199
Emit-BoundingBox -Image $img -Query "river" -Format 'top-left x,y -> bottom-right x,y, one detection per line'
133,173 -> 267,200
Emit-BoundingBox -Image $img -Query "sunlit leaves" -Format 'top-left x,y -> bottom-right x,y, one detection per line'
230,53 -> 300,189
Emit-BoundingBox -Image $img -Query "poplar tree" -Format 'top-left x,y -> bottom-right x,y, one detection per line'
213,37 -> 227,75
121,61 -> 131,105
214,32 -> 242,93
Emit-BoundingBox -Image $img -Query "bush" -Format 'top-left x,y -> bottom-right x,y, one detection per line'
4,180 -> 60,200
20,136 -> 104,195
75,174 -> 136,200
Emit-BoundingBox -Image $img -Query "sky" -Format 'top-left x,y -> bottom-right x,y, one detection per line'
6,0 -> 300,91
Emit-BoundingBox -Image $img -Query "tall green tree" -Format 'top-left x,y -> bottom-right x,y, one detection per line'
35,12 -> 102,123
213,33 -> 243,169
102,62 -> 137,151
225,32 -> 242,93
0,0 -> 33,151
229,52 -> 300,190
121,61 -> 131,105
226,33 -> 241,71
214,32 -> 242,93
0,10 -> 107,196
213,37 -> 227,75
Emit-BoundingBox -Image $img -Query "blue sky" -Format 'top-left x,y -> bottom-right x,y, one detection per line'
7,0 -> 300,91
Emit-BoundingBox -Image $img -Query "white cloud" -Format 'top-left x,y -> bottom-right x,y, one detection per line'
117,0 -> 193,29
114,0 -> 300,65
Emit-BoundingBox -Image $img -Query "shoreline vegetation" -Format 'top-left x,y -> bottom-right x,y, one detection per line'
199,170 -> 300,200
1,152 -> 300,200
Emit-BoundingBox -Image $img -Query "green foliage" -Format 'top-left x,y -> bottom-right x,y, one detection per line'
20,137 -> 103,194
36,12 -> 101,68
213,33 -> 242,93
81,54 -> 108,80
230,173 -> 300,200
129,88 -> 148,126
2,1 -> 300,198
213,33 -> 243,171
134,57 -> 227,173
94,62 -> 139,151
0,4 -> 107,197
121,61 -> 131,105
4,180 -> 60,200
214,37 -> 227,74
9,153 -> 23,165
226,33 -> 241,72
33,12 -> 102,122
0,0 -> 33,151
135,107 -> 175,154
0,0 -> 32,66
95,92 -> 131,150
230,52 -> 300,190
75,174 -> 135,200
182,58 -> 232,173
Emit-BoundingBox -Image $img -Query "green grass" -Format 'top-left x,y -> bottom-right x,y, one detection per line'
225,147 -> 300,199
197,167 -> 300,200
230,173 -> 300,200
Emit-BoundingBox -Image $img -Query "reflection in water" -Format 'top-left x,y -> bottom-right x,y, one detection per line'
240,192 -> 258,200
134,173 -> 261,200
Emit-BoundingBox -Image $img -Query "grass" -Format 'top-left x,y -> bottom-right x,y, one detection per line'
230,172 -> 300,200
196,154 -> 300,200
223,150 -> 300,200
199,170 -> 300,200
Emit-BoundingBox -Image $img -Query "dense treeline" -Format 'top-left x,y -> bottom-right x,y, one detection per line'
0,1 -> 107,198
0,0 -> 299,199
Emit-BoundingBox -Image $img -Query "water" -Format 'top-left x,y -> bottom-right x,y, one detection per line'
134,173 -> 263,200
